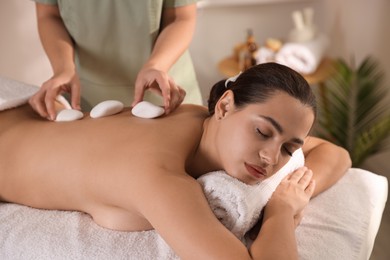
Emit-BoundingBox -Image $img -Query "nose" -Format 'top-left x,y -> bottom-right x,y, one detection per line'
259,145 -> 280,166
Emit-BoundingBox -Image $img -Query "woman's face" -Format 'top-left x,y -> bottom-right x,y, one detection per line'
215,91 -> 315,185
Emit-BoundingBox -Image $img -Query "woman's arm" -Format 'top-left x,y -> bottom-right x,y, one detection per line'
29,3 -> 80,120
249,168 -> 315,259
302,136 -> 352,196
136,168 -> 314,259
132,4 -> 197,113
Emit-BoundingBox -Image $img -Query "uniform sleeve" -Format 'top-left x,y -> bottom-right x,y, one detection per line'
163,0 -> 198,8
31,0 -> 58,4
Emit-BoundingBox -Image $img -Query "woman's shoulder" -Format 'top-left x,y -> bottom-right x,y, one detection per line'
158,104 -> 209,123
158,104 -> 208,133
174,104 -> 208,116
123,104 -> 207,141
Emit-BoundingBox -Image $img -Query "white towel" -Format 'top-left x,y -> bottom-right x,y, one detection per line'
197,148 -> 304,239
0,203 -> 178,260
255,46 -> 276,64
0,76 -> 39,111
275,34 -> 329,74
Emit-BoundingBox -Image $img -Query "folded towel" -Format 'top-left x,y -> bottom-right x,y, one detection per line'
197,148 -> 304,239
0,76 -> 39,111
275,34 -> 329,74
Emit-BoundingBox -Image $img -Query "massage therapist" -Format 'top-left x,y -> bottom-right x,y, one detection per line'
29,0 -> 203,120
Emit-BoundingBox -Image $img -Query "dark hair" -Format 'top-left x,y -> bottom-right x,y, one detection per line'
207,62 -> 317,118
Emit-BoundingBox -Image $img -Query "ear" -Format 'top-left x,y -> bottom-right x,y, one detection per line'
215,90 -> 235,120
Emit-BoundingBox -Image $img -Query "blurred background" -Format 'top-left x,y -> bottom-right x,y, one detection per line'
0,0 -> 389,259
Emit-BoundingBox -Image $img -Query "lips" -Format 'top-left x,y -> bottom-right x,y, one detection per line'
244,163 -> 267,180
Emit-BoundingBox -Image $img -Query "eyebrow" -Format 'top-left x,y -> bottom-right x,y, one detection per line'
260,116 -> 304,145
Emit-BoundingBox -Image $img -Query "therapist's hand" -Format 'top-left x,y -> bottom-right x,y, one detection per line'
132,67 -> 186,114
29,69 -> 81,121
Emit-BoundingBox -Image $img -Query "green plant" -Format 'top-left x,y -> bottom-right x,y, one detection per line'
314,56 -> 390,167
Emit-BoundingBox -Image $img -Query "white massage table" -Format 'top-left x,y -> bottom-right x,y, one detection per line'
0,168 -> 387,260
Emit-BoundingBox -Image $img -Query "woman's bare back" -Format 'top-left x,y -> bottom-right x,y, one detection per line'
0,104 -> 208,230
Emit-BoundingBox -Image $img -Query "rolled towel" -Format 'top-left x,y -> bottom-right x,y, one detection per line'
255,46 -> 276,64
197,148 -> 305,239
275,34 -> 329,74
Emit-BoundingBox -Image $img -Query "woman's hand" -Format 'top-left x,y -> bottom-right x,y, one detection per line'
132,67 -> 186,114
265,167 -> 315,225
248,167 -> 315,240
248,168 -> 315,258
29,69 -> 81,121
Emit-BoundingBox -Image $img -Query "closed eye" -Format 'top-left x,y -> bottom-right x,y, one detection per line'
283,146 -> 293,156
256,128 -> 269,138
257,128 -> 293,156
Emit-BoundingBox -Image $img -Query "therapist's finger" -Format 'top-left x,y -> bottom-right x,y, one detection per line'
168,82 -> 186,113
45,86 -> 61,121
70,83 -> 81,110
132,79 -> 147,107
155,76 -> 172,114
29,90 -> 49,119
162,77 -> 187,114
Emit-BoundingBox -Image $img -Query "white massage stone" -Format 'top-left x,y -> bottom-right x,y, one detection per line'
55,109 -> 84,122
131,101 -> 165,119
90,100 -> 124,118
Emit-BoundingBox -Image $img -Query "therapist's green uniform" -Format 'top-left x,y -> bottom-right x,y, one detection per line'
33,0 -> 202,109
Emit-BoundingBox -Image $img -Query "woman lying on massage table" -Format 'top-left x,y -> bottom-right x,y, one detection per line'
0,63 -> 351,259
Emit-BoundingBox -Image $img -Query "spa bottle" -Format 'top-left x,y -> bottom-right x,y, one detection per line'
243,29 -> 258,70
